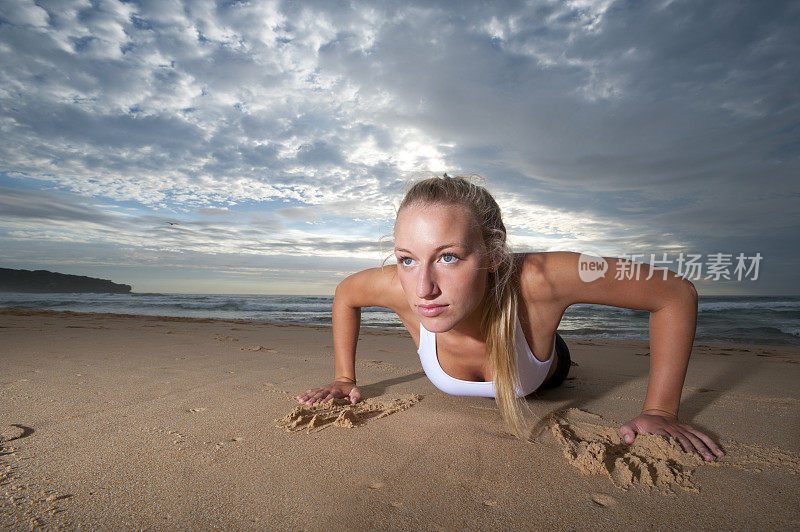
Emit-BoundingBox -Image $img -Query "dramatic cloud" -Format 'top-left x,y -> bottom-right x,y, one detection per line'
0,0 -> 796,294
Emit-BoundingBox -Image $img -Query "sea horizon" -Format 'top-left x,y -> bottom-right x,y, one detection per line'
2,292 -> 798,347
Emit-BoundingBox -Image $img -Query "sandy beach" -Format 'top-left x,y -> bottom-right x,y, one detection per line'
1,308 -> 798,530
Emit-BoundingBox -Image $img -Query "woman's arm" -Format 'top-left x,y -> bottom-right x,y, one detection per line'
297,265 -> 405,405
641,285 -> 697,418
622,282 -> 723,461
330,273 -> 364,385
523,252 -> 723,460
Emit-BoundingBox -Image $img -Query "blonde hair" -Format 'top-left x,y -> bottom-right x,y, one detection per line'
396,173 -> 531,439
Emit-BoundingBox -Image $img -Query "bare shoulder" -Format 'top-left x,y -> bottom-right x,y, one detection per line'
335,264 -> 408,312
517,251 -> 570,305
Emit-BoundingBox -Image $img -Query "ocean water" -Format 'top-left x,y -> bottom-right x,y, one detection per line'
1,292 -> 798,346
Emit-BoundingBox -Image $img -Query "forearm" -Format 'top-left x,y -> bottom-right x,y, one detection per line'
642,286 -> 698,417
331,289 -> 360,383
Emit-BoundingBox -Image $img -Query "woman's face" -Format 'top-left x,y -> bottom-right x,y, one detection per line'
394,202 -> 491,333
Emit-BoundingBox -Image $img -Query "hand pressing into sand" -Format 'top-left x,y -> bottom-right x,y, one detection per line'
619,411 -> 725,461
296,379 -> 362,406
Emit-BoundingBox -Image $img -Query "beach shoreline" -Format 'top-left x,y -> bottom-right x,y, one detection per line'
2,308 -> 798,529
2,306 -> 795,349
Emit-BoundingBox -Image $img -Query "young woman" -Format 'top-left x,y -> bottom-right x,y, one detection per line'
297,175 -> 724,461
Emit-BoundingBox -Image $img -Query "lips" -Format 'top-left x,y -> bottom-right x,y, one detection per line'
417,304 -> 447,317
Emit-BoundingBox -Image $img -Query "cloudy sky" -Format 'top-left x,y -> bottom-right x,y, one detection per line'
0,0 -> 797,295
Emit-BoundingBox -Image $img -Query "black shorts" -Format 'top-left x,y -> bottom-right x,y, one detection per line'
537,332 -> 571,390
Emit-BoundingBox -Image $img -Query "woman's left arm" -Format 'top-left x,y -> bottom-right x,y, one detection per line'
622,285 -> 723,461
526,252 -> 724,461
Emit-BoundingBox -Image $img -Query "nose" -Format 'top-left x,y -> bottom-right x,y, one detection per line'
416,263 -> 439,299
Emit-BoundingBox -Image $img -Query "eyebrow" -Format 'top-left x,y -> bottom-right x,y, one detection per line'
394,243 -> 465,254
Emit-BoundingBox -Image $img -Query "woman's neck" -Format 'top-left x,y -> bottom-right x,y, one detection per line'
444,296 -> 489,344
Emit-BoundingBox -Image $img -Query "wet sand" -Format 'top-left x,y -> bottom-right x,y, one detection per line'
1,308 -> 798,529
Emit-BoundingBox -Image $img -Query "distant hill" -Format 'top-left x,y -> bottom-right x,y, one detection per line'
0,268 -> 132,294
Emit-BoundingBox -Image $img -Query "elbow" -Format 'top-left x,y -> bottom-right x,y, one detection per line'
333,277 -> 349,305
672,278 -> 698,315
683,278 -> 698,303
654,276 -> 697,313
666,266 -> 697,302
333,273 -> 358,308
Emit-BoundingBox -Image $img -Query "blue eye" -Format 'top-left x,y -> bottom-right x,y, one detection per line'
399,257 -> 414,266
441,254 -> 458,264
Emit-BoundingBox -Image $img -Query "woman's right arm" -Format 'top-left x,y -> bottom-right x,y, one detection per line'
296,266 -> 404,405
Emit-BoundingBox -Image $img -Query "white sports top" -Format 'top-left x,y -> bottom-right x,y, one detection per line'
417,315 -> 555,398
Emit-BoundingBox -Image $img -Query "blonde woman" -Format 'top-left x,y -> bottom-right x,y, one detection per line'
297,175 -> 724,461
